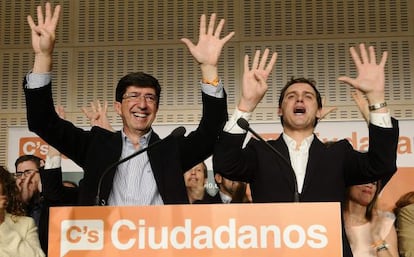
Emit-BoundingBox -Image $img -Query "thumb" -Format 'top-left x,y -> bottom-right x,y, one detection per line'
180,38 -> 194,50
338,76 -> 357,88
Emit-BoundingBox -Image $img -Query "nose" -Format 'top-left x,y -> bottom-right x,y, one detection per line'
365,183 -> 375,189
296,95 -> 303,102
136,97 -> 148,108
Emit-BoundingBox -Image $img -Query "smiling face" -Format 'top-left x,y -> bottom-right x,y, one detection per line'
184,163 -> 207,190
115,85 -> 159,139
15,160 -> 41,194
278,82 -> 322,134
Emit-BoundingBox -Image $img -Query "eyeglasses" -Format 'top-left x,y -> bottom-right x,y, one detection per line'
122,92 -> 158,104
14,169 -> 38,178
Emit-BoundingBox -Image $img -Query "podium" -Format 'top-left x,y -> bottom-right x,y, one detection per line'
48,202 -> 342,257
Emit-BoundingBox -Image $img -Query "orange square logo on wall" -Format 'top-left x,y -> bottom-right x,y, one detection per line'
19,137 -> 48,158
48,203 -> 342,257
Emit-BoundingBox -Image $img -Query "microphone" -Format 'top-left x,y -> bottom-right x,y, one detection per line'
95,126 -> 186,205
237,118 -> 300,202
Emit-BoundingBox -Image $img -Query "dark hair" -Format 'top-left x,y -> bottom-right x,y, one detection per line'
278,77 -> 322,127
14,155 -> 43,170
115,72 -> 162,107
365,180 -> 381,221
0,166 -> 26,216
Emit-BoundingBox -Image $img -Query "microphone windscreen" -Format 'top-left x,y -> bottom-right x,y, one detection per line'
171,126 -> 186,138
237,117 -> 250,130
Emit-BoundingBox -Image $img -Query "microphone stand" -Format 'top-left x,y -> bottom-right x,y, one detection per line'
237,118 -> 300,202
95,126 -> 186,205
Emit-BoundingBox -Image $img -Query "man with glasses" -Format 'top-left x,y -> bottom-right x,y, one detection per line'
14,155 -> 43,221
14,155 -> 47,251
24,3 -> 232,206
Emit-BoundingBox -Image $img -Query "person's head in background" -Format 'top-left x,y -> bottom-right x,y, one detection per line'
14,155 -> 44,198
0,166 -> 26,216
278,77 -> 323,134
183,162 -> 208,203
345,180 -> 382,221
394,191 -> 414,216
114,72 -> 162,140
214,173 -> 247,203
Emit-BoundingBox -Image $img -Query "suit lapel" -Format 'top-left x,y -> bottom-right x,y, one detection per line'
100,130 -> 123,204
146,131 -> 164,195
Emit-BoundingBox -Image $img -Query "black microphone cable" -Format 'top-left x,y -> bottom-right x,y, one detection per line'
237,118 -> 300,202
95,126 -> 186,205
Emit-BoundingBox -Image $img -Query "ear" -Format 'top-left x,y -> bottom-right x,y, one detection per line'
114,101 -> 122,116
277,107 -> 282,117
315,108 -> 322,119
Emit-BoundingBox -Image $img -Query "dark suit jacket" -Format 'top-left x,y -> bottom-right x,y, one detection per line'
38,167 -> 79,255
40,167 -> 78,206
193,190 -> 223,204
213,120 -> 399,257
24,81 -> 227,206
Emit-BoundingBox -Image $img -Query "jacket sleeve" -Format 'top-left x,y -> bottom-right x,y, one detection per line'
213,131 -> 257,182
24,79 -> 94,168
178,92 -> 228,172
345,118 -> 399,186
0,215 -> 45,257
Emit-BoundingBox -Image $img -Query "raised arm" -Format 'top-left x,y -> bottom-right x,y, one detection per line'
351,89 -> 370,123
82,100 -> 115,131
238,49 -> 277,112
181,13 -> 235,83
338,44 -> 389,114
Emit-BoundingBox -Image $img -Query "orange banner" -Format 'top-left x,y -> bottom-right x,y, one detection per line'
48,203 -> 342,257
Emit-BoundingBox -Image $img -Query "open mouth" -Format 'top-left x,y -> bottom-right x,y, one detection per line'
133,112 -> 148,118
294,107 -> 306,114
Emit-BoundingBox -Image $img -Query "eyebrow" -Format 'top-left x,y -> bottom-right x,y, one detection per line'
285,90 -> 316,96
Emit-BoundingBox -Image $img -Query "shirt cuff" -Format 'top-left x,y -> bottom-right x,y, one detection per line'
223,108 -> 252,134
26,71 -> 51,89
44,155 -> 62,169
369,111 -> 392,128
200,80 -> 224,98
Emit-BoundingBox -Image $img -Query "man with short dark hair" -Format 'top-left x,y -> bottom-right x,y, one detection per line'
213,44 -> 399,257
24,3 -> 232,206
14,155 -> 43,224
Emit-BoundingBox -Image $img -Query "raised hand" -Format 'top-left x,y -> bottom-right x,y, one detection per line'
338,44 -> 388,106
181,13 -> 235,81
82,100 -> 114,131
318,97 -> 337,121
238,49 -> 277,112
18,172 -> 38,203
27,2 -> 61,56
27,2 -> 61,73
